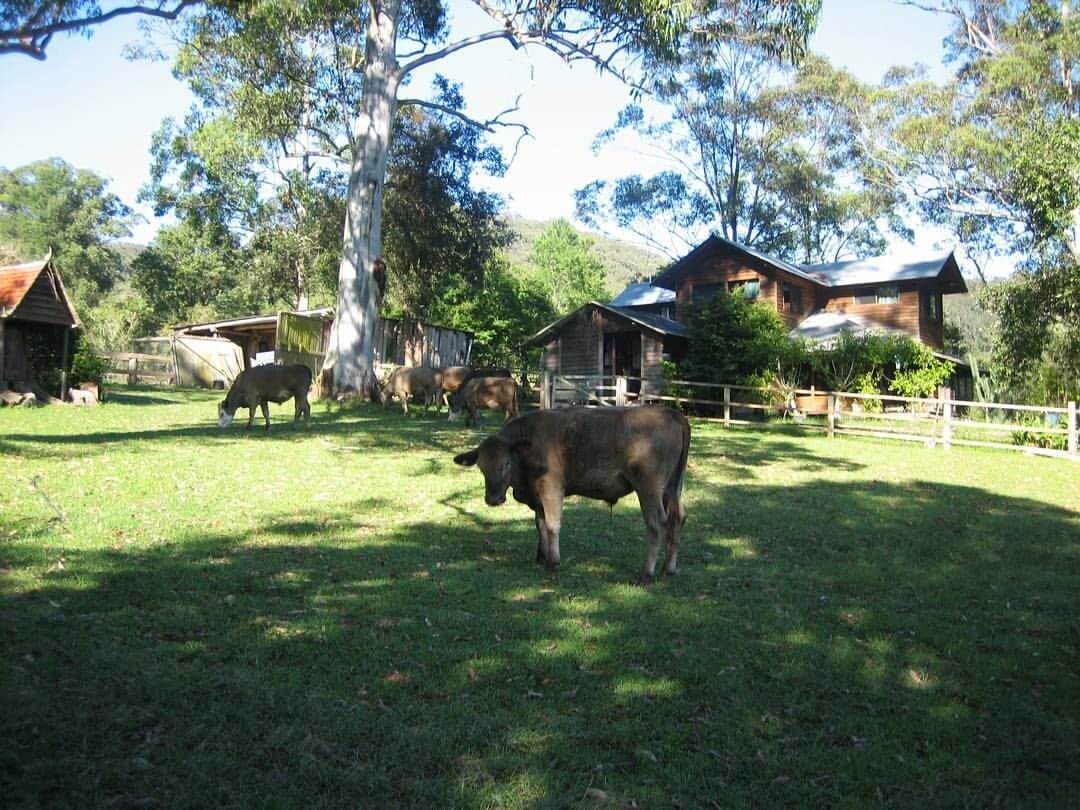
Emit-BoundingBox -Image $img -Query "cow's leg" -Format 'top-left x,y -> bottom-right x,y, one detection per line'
534,512 -> 549,564
663,491 -> 687,576
260,399 -> 271,432
246,405 -> 255,430
636,489 -> 667,585
401,395 -> 409,416
536,484 -> 564,571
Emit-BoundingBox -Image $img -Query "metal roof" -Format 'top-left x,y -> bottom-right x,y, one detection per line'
788,311 -> 906,344
803,252 -> 958,287
174,307 -> 334,333
609,283 -> 676,307
526,301 -> 689,346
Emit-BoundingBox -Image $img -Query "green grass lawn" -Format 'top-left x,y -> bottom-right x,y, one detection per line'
2,388 -> 1078,808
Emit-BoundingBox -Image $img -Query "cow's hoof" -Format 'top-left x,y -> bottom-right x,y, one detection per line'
545,560 -> 561,572
636,573 -> 656,586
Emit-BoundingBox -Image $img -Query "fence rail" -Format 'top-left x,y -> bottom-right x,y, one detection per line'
539,372 -> 1079,461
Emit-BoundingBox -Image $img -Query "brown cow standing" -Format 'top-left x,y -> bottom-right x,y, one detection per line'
380,366 -> 440,414
218,364 -> 312,432
453,407 -> 690,583
448,377 -> 519,425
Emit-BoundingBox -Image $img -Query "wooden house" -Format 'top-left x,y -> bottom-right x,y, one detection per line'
653,235 -> 967,350
0,255 -> 79,399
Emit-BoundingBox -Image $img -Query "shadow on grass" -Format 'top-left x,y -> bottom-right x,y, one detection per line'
2,477 -> 1078,808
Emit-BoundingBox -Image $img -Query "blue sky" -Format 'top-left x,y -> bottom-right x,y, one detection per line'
0,0 -> 959,260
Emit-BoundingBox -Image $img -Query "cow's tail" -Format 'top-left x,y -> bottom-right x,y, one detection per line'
663,414 -> 690,534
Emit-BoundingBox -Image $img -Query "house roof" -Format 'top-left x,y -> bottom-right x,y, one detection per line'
788,311 -> 907,344
654,234 -> 968,294
174,307 -> 335,334
653,235 -> 820,290
0,255 -> 79,325
803,252 -> 967,292
526,301 -> 689,346
609,283 -> 676,307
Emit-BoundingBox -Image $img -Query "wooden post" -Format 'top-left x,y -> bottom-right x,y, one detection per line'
59,327 -> 71,402
942,389 -> 953,449
540,370 -> 549,409
827,394 -> 836,438
128,356 -> 137,386
615,375 -> 627,407
723,385 -> 731,426
0,319 -> 6,389
1069,401 -> 1078,456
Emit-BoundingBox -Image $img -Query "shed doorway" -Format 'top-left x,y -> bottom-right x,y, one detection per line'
604,331 -> 642,396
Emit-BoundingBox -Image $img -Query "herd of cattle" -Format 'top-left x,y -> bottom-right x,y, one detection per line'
216,362 -> 690,583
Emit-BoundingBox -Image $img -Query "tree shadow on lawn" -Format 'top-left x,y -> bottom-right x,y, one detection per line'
0,406 -> 472,461
3,476 -> 1078,808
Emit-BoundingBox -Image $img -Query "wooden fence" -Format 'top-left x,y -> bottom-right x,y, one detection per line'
99,352 -> 177,386
539,372 -> 1079,461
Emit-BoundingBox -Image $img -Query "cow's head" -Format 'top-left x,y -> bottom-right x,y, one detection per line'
217,398 -> 237,428
446,389 -> 465,422
454,436 -> 530,506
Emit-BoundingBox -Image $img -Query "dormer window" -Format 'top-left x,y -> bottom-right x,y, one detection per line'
728,279 -> 760,300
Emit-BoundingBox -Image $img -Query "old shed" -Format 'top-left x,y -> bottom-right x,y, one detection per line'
526,301 -> 688,405
0,255 -> 79,399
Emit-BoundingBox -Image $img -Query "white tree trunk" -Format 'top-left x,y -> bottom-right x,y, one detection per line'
325,0 -> 401,396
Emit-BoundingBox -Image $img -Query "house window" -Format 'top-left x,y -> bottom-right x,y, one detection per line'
927,292 -> 940,321
728,279 -> 760,300
876,285 -> 899,304
782,283 -> 802,312
692,282 -> 725,302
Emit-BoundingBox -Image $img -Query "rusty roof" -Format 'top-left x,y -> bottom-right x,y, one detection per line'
0,256 -> 79,325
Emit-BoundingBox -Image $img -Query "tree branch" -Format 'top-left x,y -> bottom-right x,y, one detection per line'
1,1 -> 202,60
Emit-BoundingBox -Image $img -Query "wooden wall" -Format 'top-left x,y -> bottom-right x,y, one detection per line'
641,333 -> 664,395
673,254 -> 816,327
11,268 -> 74,326
822,281 -> 944,348
557,309 -> 603,376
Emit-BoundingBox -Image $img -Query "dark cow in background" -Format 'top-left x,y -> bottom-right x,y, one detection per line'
454,407 -> 690,583
448,376 -> 519,425
218,364 -> 312,432
380,366 -> 441,414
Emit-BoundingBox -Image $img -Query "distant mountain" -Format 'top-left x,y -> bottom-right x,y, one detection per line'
503,216 -> 668,296
111,242 -> 147,272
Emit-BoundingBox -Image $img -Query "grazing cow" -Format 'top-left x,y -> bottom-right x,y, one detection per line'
453,407 -> 690,583
218,364 -> 312,432
448,376 -> 519,425
435,366 -> 473,410
380,366 -> 440,414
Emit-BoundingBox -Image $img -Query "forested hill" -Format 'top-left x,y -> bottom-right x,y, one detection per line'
504,217 -> 668,294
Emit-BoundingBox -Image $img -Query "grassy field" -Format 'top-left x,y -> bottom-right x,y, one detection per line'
2,388 -> 1078,809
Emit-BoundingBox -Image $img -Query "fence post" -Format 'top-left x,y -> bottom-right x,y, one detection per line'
1069,401 -> 1078,456
942,389 -> 953,449
615,375 -> 627,407
723,386 -> 731,426
827,394 -> 836,438
127,356 -> 138,386
539,371 -> 549,409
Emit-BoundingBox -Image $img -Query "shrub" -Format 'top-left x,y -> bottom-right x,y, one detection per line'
71,338 -> 110,389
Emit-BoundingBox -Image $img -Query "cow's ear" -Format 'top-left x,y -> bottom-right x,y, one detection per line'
509,440 -> 531,455
454,448 -> 479,467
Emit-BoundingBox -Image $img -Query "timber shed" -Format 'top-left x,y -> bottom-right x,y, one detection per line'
0,255 -> 79,398
526,301 -> 688,401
